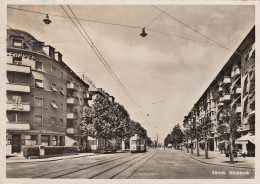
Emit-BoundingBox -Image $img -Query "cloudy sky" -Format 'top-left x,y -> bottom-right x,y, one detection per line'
7,4 -> 255,142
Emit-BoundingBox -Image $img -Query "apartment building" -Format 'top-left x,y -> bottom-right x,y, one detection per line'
6,29 -> 99,154
183,26 -> 255,156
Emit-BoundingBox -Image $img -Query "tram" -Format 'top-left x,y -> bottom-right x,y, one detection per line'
130,134 -> 147,153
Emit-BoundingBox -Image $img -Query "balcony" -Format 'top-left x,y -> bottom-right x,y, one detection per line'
6,64 -> 31,74
67,112 -> 78,120
235,104 -> 242,113
6,83 -> 30,93
220,94 -> 231,102
83,93 -> 92,99
6,102 -> 30,112
235,87 -> 242,94
222,76 -> 231,85
6,122 -> 30,130
218,87 -> 223,92
67,97 -> 79,106
217,102 -> 224,107
67,127 -> 76,134
67,83 -> 78,91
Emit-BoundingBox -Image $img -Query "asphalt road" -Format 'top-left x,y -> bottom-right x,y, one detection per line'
6,148 -> 254,179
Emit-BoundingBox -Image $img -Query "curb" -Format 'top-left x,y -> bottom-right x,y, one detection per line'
6,153 -> 95,164
189,155 -> 255,169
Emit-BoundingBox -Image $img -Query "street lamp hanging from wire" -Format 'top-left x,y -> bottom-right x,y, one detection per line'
140,28 -> 148,37
43,14 -> 52,24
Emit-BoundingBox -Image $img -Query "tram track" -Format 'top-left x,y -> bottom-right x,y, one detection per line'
55,149 -> 157,179
33,153 -> 132,178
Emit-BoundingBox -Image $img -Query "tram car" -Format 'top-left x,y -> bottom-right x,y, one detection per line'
130,134 -> 147,153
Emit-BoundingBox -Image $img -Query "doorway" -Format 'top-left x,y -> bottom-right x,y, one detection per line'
12,134 -> 21,153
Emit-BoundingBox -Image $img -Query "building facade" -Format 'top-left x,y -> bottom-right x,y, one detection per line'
183,26 -> 255,156
6,29 -> 113,154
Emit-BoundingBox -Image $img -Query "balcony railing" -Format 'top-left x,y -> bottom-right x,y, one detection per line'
67,112 -> 78,120
235,87 -> 242,94
6,83 -> 30,93
6,64 -> 31,74
67,83 -> 78,91
235,104 -> 242,113
220,94 -> 231,102
217,102 -> 224,107
67,97 -> 79,106
6,102 -> 30,112
83,93 -> 92,99
6,122 -> 30,130
223,76 -> 231,85
67,127 -> 76,134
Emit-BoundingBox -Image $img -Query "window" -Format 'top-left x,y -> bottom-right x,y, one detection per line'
35,79 -> 43,88
51,100 -> 58,109
51,66 -> 56,75
51,83 -> 58,92
15,114 -> 22,123
25,135 -> 37,146
13,39 -> 23,48
35,115 -> 43,125
35,61 -> 43,71
35,97 -> 43,107
60,119 -> 64,127
60,88 -> 65,96
51,117 -> 55,125
13,57 -> 22,65
60,72 -> 63,80
60,103 -> 64,110
41,135 -> 50,146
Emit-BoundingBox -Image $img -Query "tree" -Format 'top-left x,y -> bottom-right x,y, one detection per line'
164,134 -> 172,147
218,107 -> 240,164
171,124 -> 184,149
200,115 -> 212,159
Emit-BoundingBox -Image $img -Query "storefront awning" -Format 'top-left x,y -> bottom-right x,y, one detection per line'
235,133 -> 255,144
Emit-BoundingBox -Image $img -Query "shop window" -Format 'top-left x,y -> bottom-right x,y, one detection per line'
35,115 -> 43,125
13,57 -> 22,65
53,136 -> 58,146
51,100 -> 58,109
35,79 -> 44,88
35,97 -> 43,107
25,135 -> 37,146
41,135 -> 50,146
51,83 -> 58,92
35,61 -> 43,71
13,39 -> 23,48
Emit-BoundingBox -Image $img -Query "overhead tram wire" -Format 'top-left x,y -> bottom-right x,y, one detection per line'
144,6 -> 171,28
152,5 -> 232,52
60,5 -> 138,108
66,5 -> 139,107
7,6 -> 230,49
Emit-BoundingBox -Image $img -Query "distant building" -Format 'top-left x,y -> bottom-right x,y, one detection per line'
183,26 -> 255,156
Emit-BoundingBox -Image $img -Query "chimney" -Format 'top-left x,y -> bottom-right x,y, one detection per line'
43,45 -> 55,58
55,52 -> 63,62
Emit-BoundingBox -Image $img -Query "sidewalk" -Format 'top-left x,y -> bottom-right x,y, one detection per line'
180,148 -> 255,169
6,152 -> 95,164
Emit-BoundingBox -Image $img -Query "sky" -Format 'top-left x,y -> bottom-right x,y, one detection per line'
7,5 -> 255,142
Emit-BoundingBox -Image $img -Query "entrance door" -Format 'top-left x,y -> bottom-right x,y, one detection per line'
12,134 -> 21,153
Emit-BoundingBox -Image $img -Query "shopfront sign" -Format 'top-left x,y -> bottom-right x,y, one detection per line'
7,50 -> 36,60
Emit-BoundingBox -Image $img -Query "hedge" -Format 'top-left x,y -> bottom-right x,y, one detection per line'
44,146 -> 78,155
23,146 -> 40,158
